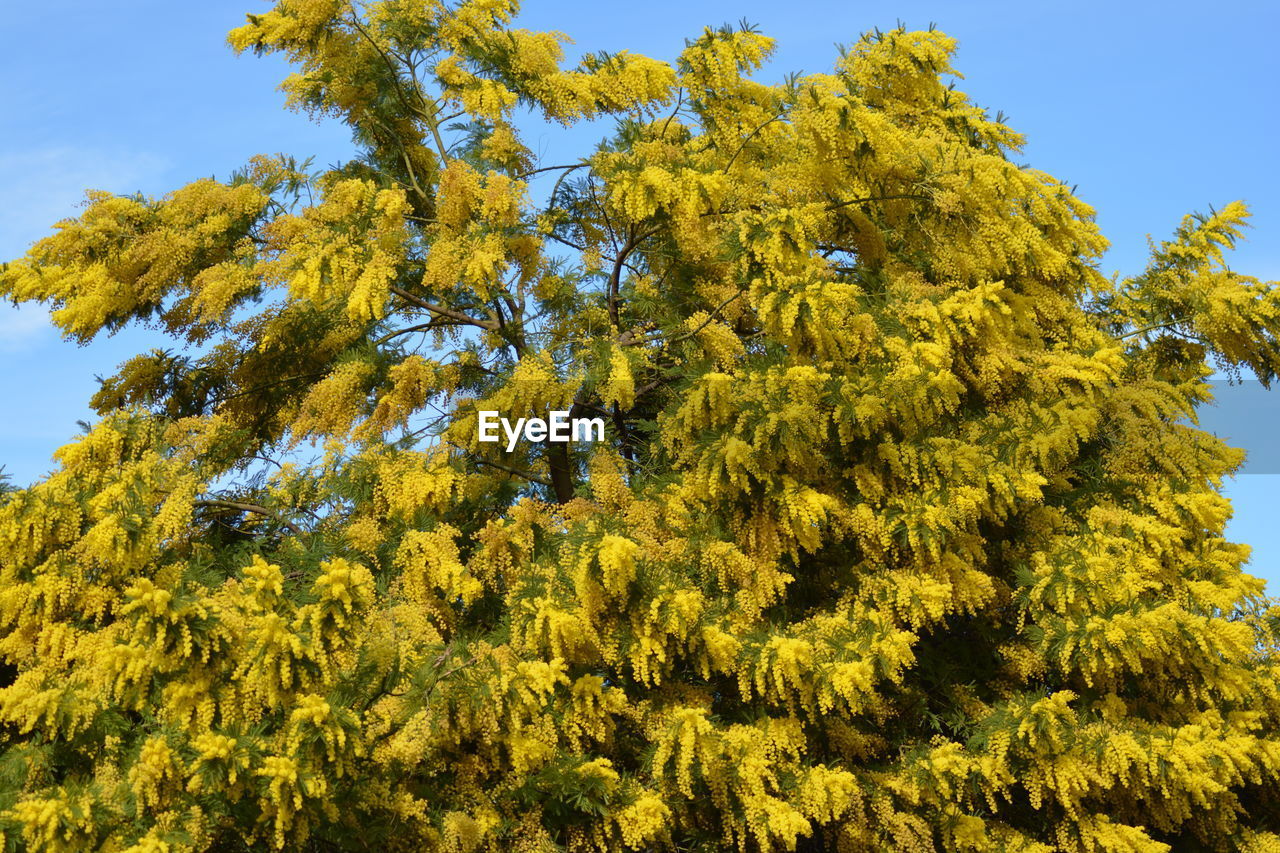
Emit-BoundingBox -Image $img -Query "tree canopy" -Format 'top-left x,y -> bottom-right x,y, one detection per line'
1,2 -> 1279,851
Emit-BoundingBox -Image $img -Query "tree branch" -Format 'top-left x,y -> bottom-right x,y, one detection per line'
390,284 -> 499,330
195,499 -> 306,537
347,13 -> 449,162
620,288 -> 745,347
372,320 -> 463,347
1119,318 -> 1204,342
608,225 -> 636,330
825,193 -> 930,211
517,162 -> 589,180
723,112 -> 786,173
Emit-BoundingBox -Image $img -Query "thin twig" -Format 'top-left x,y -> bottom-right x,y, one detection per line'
723,112 -> 786,173
446,441 -> 552,487
517,162 -> 589,180
1120,319 -> 1187,340
372,320 -> 463,347
348,13 -> 449,161
621,288 -> 746,347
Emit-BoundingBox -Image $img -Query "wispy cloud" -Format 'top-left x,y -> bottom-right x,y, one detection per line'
0,146 -> 169,260
0,303 -> 53,352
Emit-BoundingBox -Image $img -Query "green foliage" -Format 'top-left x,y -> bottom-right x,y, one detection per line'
0,3 -> 1278,852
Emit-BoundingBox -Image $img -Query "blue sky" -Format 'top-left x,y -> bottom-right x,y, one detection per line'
1,1 -> 1276,591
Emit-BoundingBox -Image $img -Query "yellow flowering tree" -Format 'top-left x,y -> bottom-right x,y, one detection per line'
2,3 -> 1279,851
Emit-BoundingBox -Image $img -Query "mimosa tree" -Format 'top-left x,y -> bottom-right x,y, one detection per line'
1,3 -> 1278,851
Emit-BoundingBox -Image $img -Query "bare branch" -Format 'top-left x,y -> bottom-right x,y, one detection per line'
373,320 -> 465,347
390,284 -> 499,330
826,193 -> 930,211
517,162 -> 589,180
195,499 -> 306,537
1119,318 -> 1204,342
347,13 -> 450,161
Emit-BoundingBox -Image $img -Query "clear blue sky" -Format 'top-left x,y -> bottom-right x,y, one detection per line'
1,1 -> 1277,591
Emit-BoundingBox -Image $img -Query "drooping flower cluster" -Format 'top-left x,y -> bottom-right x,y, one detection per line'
1,2 -> 1277,851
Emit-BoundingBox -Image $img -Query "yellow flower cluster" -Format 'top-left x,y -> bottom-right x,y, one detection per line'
0,4 -> 1278,852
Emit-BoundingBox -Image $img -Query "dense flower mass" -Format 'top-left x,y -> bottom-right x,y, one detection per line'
1,1 -> 1279,850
